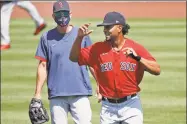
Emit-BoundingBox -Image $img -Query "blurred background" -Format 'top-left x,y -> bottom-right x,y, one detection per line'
1,1 -> 186,124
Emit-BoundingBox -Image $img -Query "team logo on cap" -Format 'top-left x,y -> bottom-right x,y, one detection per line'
59,2 -> 63,8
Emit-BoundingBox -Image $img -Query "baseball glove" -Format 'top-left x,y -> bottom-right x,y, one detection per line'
29,98 -> 49,124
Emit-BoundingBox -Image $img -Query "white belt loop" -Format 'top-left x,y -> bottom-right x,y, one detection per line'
127,95 -> 131,100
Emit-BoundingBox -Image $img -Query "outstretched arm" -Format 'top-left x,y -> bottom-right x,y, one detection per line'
69,23 -> 93,62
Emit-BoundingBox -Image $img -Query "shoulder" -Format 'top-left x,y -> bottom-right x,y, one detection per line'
69,26 -> 79,34
72,26 -> 79,31
41,28 -> 54,38
39,29 -> 55,45
126,38 -> 146,50
126,38 -> 152,56
40,31 -> 48,39
90,41 -> 108,51
41,28 -> 60,42
93,41 -> 105,47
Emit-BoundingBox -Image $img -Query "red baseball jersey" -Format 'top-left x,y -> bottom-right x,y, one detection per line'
78,38 -> 156,98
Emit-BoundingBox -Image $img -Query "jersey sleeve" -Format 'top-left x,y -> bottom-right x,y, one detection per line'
35,34 -> 48,62
137,44 -> 156,61
78,43 -> 96,67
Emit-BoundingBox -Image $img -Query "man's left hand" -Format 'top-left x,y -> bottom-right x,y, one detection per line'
123,47 -> 137,57
123,47 -> 141,61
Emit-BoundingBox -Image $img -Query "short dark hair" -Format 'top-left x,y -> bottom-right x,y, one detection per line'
122,24 -> 130,35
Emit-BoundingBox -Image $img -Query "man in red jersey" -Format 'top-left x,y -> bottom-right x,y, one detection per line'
69,11 -> 161,124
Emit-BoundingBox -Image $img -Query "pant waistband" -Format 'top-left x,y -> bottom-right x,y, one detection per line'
102,93 -> 137,104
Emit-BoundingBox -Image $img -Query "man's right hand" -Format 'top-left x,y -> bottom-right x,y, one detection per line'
97,92 -> 102,103
78,23 -> 93,38
96,87 -> 102,103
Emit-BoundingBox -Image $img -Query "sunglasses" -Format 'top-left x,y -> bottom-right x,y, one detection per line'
54,11 -> 70,18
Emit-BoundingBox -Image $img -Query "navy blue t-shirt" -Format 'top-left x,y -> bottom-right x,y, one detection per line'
35,26 -> 92,99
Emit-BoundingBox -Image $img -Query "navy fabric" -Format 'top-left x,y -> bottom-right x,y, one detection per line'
35,27 -> 92,99
53,0 -> 70,12
97,11 -> 126,26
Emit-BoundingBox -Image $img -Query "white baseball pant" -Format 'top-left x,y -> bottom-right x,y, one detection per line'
50,96 -> 92,124
1,1 -> 44,45
100,93 -> 143,124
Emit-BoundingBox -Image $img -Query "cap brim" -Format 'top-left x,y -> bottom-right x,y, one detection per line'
97,23 -> 116,27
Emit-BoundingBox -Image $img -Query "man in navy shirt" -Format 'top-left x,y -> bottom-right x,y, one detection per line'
32,0 -> 95,124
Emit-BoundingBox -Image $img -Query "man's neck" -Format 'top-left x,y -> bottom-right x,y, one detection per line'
111,35 -> 125,51
56,25 -> 72,34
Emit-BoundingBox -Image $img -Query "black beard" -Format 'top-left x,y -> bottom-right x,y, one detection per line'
107,36 -> 116,42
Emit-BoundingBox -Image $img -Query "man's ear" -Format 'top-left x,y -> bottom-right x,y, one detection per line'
70,11 -> 72,19
118,25 -> 123,33
52,13 -> 55,19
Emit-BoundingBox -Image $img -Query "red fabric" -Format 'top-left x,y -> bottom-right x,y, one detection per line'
0,44 -> 10,50
78,38 -> 156,98
35,56 -> 47,62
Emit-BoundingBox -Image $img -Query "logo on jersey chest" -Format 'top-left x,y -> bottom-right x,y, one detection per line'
120,62 -> 136,71
100,62 -> 113,72
100,62 -> 136,72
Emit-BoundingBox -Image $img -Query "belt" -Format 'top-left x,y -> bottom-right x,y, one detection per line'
102,93 -> 137,103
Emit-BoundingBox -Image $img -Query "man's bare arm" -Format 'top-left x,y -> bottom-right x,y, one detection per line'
34,61 -> 47,99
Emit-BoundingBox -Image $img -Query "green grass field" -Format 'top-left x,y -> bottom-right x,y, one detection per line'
1,18 -> 186,124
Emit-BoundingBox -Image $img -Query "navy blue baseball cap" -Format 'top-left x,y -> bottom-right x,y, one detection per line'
97,11 -> 126,27
53,0 -> 70,13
